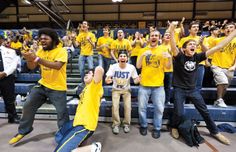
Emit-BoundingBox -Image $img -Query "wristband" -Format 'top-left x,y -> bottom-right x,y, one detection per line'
34,57 -> 40,63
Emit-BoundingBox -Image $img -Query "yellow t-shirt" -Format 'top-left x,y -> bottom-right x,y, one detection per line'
73,80 -> 103,131
76,32 -> 96,56
110,39 -> 132,58
131,40 -> 143,57
205,36 -> 217,59
97,36 -> 113,58
10,41 -> 22,50
174,28 -> 182,44
158,44 -> 173,72
211,37 -> 236,69
178,35 -> 208,65
137,46 -> 167,87
37,47 -> 67,91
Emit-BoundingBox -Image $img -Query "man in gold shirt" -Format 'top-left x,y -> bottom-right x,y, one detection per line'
54,66 -> 104,152
110,30 -> 132,63
9,28 -> 69,145
137,30 -> 172,139
211,22 -> 236,107
96,27 -> 113,73
75,21 -> 96,83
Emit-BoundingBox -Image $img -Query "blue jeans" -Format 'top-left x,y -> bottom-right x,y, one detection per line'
78,55 -> 94,83
54,120 -> 93,152
196,65 -> 205,91
138,86 -> 165,130
164,72 -> 173,103
18,84 -> 69,135
171,87 -> 218,134
98,54 -> 111,73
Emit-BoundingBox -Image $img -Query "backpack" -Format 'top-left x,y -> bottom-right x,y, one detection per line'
178,119 -> 205,147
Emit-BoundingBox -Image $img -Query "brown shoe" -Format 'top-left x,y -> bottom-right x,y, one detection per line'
212,133 -> 230,145
171,128 -> 179,139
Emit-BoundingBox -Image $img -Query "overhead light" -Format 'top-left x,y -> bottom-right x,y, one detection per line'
21,0 -> 31,5
112,0 -> 123,2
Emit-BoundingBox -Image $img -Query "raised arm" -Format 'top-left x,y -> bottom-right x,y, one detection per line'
93,66 -> 104,84
169,21 -> 180,57
206,29 -> 236,57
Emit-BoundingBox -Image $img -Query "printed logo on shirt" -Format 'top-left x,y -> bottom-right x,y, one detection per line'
221,42 -> 236,54
184,61 -> 196,71
145,54 -> 160,68
114,71 -> 130,88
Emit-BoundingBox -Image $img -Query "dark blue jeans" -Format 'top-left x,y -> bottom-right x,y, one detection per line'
171,87 -> 218,134
196,65 -> 205,91
164,72 -> 173,103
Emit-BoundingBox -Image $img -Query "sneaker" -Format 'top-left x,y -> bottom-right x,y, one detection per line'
139,127 -> 147,136
91,142 -> 102,152
214,98 -> 227,108
123,125 -> 130,133
152,129 -> 160,139
211,133 -> 230,145
112,126 -> 119,134
171,128 -> 179,139
9,134 -> 25,145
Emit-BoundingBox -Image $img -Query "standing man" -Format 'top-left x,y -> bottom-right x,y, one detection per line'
111,30 -> 132,63
0,35 -> 20,123
105,50 -> 140,134
9,28 -> 69,145
96,27 -> 113,73
137,30 -> 172,139
211,22 -> 236,107
178,21 -> 208,91
75,21 -> 96,83
169,22 -> 235,145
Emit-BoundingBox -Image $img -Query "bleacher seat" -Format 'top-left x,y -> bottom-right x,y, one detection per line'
15,83 -> 35,94
16,73 -> 41,82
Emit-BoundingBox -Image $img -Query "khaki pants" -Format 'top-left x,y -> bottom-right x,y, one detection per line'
112,89 -> 131,127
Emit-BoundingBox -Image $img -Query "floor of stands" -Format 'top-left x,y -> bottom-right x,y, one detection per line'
0,119 -> 235,152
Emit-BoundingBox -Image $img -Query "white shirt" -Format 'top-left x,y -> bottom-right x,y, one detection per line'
106,63 -> 138,90
0,45 -> 18,76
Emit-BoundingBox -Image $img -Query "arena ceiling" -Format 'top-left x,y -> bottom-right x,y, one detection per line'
0,0 -> 235,29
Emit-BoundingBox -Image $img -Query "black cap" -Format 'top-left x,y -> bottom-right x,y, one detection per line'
118,50 -> 128,57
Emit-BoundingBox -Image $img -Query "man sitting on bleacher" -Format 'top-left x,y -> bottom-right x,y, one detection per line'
9,28 -> 69,145
169,21 -> 236,145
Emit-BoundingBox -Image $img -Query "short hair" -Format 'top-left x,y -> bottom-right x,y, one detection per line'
38,28 -> 59,45
225,22 -> 236,29
189,21 -> 199,29
209,26 -> 219,32
182,39 -> 196,49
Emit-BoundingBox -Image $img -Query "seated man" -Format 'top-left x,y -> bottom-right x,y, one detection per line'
54,66 -> 104,152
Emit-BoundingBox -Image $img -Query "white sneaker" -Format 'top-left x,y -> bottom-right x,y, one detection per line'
91,142 -> 102,152
123,125 -> 130,133
112,126 -> 119,134
214,98 -> 227,108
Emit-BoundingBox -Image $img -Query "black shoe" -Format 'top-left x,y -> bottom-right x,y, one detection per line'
139,127 -> 147,136
152,129 -> 160,139
8,116 -> 20,124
